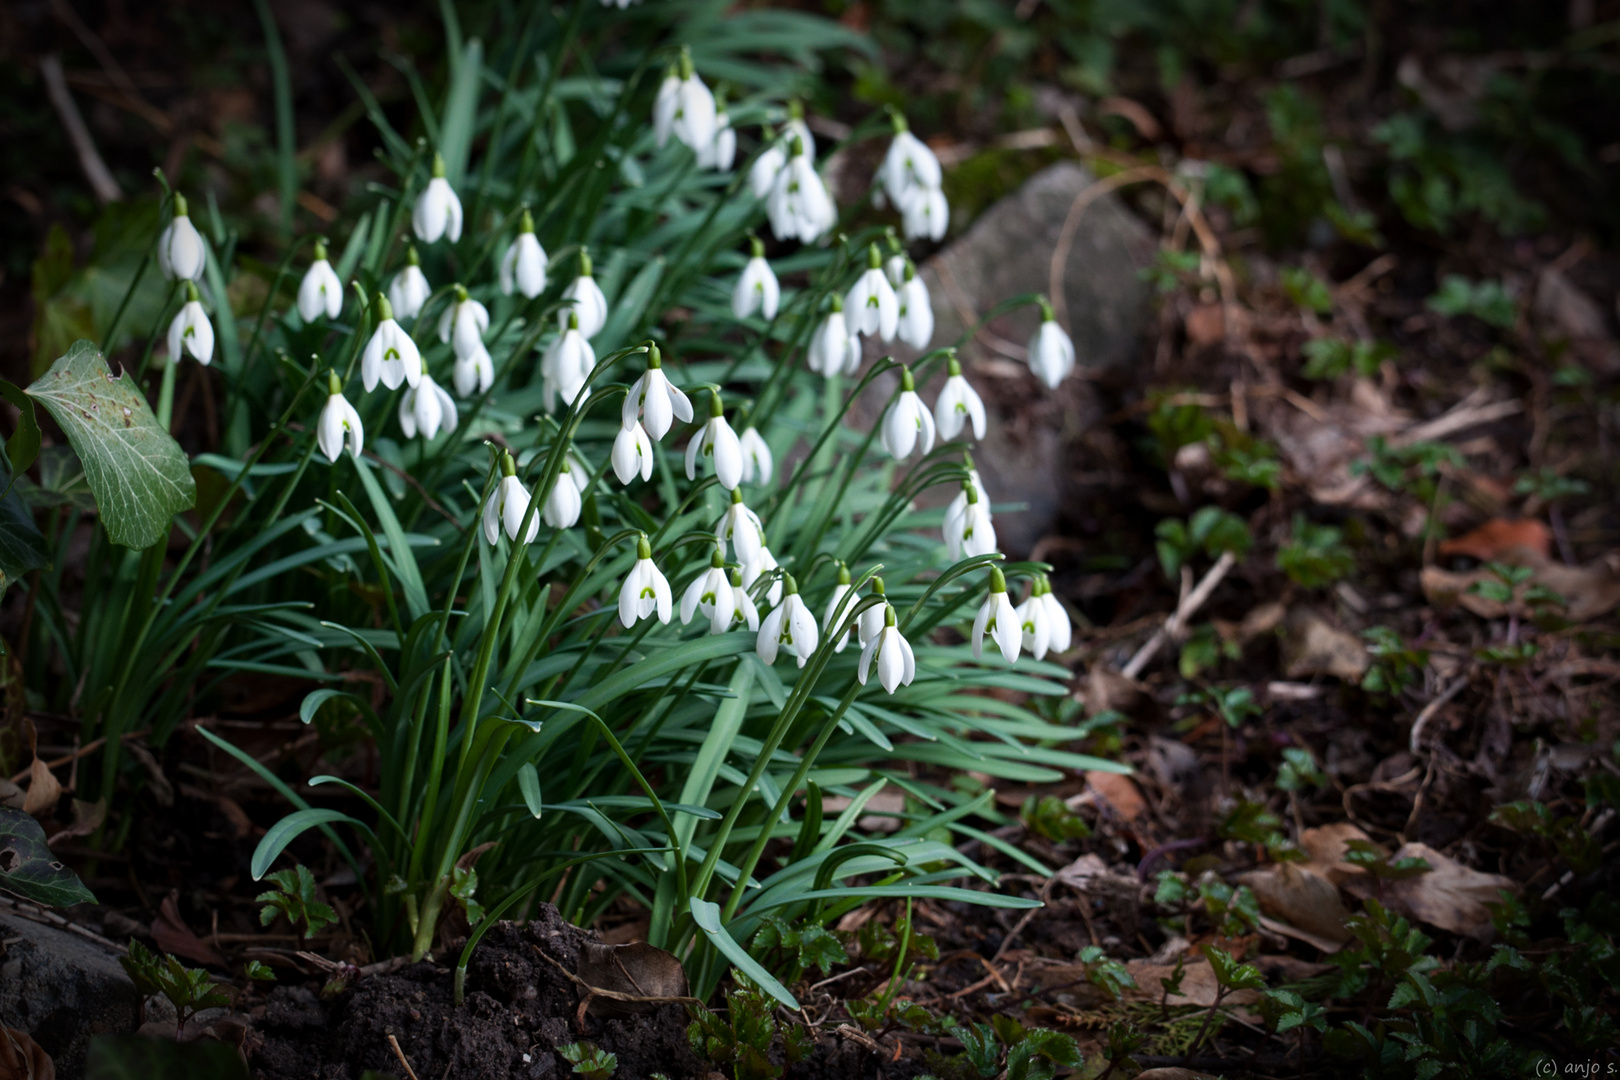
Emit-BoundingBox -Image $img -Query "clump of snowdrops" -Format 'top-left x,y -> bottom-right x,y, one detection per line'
7,5 -> 1113,1004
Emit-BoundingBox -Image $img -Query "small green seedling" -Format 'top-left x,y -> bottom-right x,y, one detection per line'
257,865 -> 338,939
558,1041 -> 617,1080
120,939 -> 230,1037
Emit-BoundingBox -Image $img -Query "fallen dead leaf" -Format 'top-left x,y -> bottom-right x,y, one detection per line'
1236,862 -> 1353,949
1281,608 -> 1369,682
152,891 -> 224,967
21,758 -> 61,819
1124,959 -> 1261,1008
1438,518 -> 1551,562
46,799 -> 105,846
1083,770 -> 1146,822
1347,842 -> 1515,940
1184,303 -> 1226,347
1136,1071 -> 1218,1080
1054,853 -> 1110,891
576,940 -> 689,1018
0,1026 -> 54,1080
1299,822 -> 1378,887
1421,550 -> 1620,622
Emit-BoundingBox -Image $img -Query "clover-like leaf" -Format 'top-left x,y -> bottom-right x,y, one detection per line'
25,340 -> 195,549
0,805 -> 97,908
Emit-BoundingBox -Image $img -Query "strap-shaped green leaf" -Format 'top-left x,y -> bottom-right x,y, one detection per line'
0,434 -> 49,592
251,807 -> 362,880
25,340 -> 195,548
689,896 -> 799,1009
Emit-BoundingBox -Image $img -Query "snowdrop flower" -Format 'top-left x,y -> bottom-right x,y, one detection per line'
398,367 -> 458,441
388,247 -> 432,320
438,285 -> 489,360
943,481 -> 996,561
742,545 -> 783,608
767,137 -> 836,244
880,366 -> 935,460
167,282 -> 214,365
782,100 -> 816,160
823,562 -> 857,653
749,129 -> 787,200
884,248 -> 908,288
660,48 -> 716,154
880,115 -> 943,212
681,547 -> 736,635
732,236 -> 780,320
361,295 -> 422,392
316,371 -> 363,463
699,96 -> 736,172
412,153 -> 463,244
622,343 -> 693,441
453,343 -> 494,398
757,574 -> 818,668
685,393 -> 743,490
846,244 -> 899,342
542,463 -> 583,529
297,240 -> 343,322
1016,575 -> 1072,661
654,65 -> 681,149
618,534 -> 672,627
944,454 -> 991,526
934,354 -> 985,441
739,425 -> 772,485
566,448 -> 594,494
1028,298 -> 1076,389
895,260 -> 934,349
858,577 -> 888,646
715,487 -> 765,565
858,605 -> 916,694
971,566 -> 1021,664
499,210 -> 548,298
901,185 -> 949,243
541,312 -> 596,412
612,421 -> 654,485
157,193 -> 206,282
807,296 -> 860,377
726,568 -> 761,631
559,248 -> 608,338
483,452 -> 539,545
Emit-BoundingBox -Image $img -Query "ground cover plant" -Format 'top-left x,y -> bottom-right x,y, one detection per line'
1,1 -> 1619,1078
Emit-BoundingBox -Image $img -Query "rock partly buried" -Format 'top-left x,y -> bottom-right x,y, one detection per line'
250,905 -> 708,1080
0,909 -> 141,1080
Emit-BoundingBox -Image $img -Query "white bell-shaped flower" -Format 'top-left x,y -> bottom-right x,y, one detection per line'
297,240 -> 343,322
881,119 -> 943,210
542,462 -> 583,529
900,185 -> 949,243
934,355 -> 986,441
807,297 -> 860,377
895,261 -> 934,350
541,311 -> 597,413
715,487 -> 765,565
757,574 -> 818,668
681,547 -> 737,635
653,67 -> 681,149
316,371 -> 363,463
1028,298 -> 1076,389
858,604 -> 916,694
732,236 -> 780,320
1016,575 -> 1071,661
943,480 -> 996,561
739,426 -> 772,485
749,136 -> 787,201
857,576 -> 888,646
880,366 -> 936,460
566,448 -> 594,494
885,252 -> 908,287
412,154 -> 463,243
453,342 -> 494,398
742,545 -> 782,608
157,193 -> 207,281
361,295 -> 422,391
767,137 -> 836,243
388,247 -> 432,320
500,210 -> 548,298
685,393 -> 744,491
437,285 -> 489,360
822,562 -> 857,653
559,248 -> 608,338
482,452 -> 539,545
699,101 -> 736,172
398,368 -> 458,441
622,344 -> 693,441
167,282 -> 215,365
664,48 -> 717,154
845,244 -> 899,342
618,534 -> 673,627
944,456 -> 991,529
726,568 -> 761,631
612,421 -> 654,485
971,566 -> 1021,664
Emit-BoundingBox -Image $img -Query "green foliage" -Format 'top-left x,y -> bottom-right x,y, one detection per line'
1216,797 -> 1297,861
935,1017 -> 1080,1080
1361,626 -> 1427,697
1141,249 -> 1203,294
1020,794 -> 1090,842
450,864 -> 484,925
1275,746 -> 1326,792
1076,944 -> 1136,1001
1302,337 -> 1396,380
85,1034 -> 251,1080
1198,878 -> 1262,937
1426,275 -> 1516,328
1280,267 -> 1334,314
1260,988 -> 1328,1034
1177,622 -> 1239,680
688,979 -> 811,1080
1156,506 -> 1251,579
0,805 -> 96,907
1353,435 -> 1463,505
1513,467 -> 1589,504
1373,111 -> 1545,236
1203,943 -> 1265,992
752,913 -> 850,979
120,939 -> 231,1036
1343,841 -> 1432,883
1276,513 -> 1355,588
558,1041 -> 618,1080
1489,801 -> 1601,875
244,959 -> 276,982
256,865 -> 338,939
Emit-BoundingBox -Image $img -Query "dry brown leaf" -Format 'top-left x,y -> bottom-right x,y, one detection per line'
0,780 -> 25,812
1438,518 -> 1551,562
0,1026 -> 54,1080
1124,959 -> 1261,1008
1421,551 -> 1620,622
1349,842 -> 1515,940
21,759 -> 60,819
1085,770 -> 1146,822
1236,862 -> 1353,949
1136,1070 -> 1218,1080
1054,853 -> 1110,891
576,941 -> 689,1018
46,799 -> 105,845
152,890 -> 224,967
1299,823 -> 1378,886
1184,304 -> 1225,347
1281,609 -> 1369,682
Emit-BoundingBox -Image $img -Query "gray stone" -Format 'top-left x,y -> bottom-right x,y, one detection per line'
0,910 -> 140,1079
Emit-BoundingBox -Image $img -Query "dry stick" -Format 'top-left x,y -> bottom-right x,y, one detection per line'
1407,674 -> 1470,757
529,944 -> 704,1023
1543,808 -> 1615,901
991,876 -> 1055,964
8,729 -> 151,785
387,1035 -> 422,1080
1120,550 -> 1237,681
40,54 -> 121,204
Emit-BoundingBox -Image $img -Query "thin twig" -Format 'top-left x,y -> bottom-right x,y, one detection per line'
387,1034 -> 422,1080
1408,675 -> 1469,756
40,54 -> 121,203
1120,550 -> 1237,680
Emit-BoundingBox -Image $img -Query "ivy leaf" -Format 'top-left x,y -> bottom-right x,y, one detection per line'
24,340 -> 195,549
0,805 -> 97,908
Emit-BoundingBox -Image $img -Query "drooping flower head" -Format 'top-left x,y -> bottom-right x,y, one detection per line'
542,311 -> 597,413
858,575 -> 888,646
388,245 -> 432,320
685,391 -> 744,491
500,208 -> 548,298
560,247 -> 609,338
157,192 -> 206,281
699,88 -> 736,172
823,561 -> 856,653
681,546 -> 736,635
880,366 -> 936,461
361,294 -> 422,392
542,461 -> 583,529
749,124 -> 787,201
1016,574 -> 1071,661
316,370 -> 363,463
612,420 -> 654,485
738,423 -> 772,485
895,259 -> 935,350
807,295 -> 860,377
732,235 -> 780,321
1028,296 -> 1076,389
757,573 -> 819,668
766,136 -> 836,244
971,565 -> 1021,664
623,342 -> 693,441
715,487 -> 765,565
482,451 -> 540,545
858,604 -> 916,694
167,281 -> 214,365
934,353 -> 986,442
413,153 -> 463,244
619,534 -> 673,627
943,480 -> 996,561
845,243 -> 898,343
438,284 -> 489,360
298,239 -> 343,322
398,368 -> 458,441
